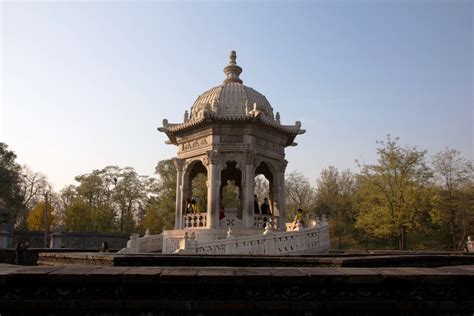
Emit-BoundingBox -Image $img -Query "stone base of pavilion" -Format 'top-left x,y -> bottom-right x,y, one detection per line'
119,217 -> 331,256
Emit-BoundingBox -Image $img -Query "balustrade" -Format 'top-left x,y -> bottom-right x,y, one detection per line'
183,213 -> 207,228
253,215 -> 279,230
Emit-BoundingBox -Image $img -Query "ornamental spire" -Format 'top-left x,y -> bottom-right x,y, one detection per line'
223,50 -> 243,84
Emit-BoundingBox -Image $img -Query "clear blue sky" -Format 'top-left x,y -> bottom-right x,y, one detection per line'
1,1 -> 472,190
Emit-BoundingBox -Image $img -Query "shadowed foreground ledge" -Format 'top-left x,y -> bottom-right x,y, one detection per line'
0,263 -> 473,315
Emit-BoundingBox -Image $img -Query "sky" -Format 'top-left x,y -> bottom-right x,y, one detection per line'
1,0 -> 472,191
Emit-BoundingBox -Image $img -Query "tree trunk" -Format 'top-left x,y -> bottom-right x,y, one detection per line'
450,208 -> 457,250
399,227 -> 407,250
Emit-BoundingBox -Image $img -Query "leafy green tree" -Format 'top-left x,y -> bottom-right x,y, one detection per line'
113,167 -> 153,233
143,159 -> 177,232
315,166 -> 356,249
0,143 -> 23,225
285,171 -> 315,222
191,173 -> 207,213
64,197 -> 92,231
431,148 -> 474,249
222,180 -> 240,209
142,205 -> 163,234
353,136 -> 432,250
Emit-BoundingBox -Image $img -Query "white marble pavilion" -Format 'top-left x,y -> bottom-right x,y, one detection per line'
121,51 -> 330,255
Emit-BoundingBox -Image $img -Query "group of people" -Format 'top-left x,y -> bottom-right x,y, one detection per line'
185,195 -> 304,228
254,195 -> 271,215
185,198 -> 198,214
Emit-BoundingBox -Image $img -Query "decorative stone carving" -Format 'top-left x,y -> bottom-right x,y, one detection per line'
173,158 -> 185,172
182,137 -> 209,152
244,151 -> 256,166
280,159 -> 288,172
206,150 -> 218,164
221,135 -> 243,143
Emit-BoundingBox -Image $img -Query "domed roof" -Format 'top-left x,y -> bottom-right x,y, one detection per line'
190,51 -> 274,121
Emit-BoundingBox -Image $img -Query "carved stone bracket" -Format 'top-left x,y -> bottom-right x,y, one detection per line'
280,159 -> 288,172
204,150 -> 218,166
173,158 -> 185,172
244,150 -> 256,166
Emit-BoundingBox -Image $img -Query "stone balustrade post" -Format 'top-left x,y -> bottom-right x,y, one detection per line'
126,233 -> 140,254
173,158 -> 184,229
178,232 -> 197,254
0,228 -> 9,249
224,232 -> 237,255
49,231 -> 63,249
205,151 -> 220,229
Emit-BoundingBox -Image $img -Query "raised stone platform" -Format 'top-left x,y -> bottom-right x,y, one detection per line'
37,251 -> 474,268
0,263 -> 473,315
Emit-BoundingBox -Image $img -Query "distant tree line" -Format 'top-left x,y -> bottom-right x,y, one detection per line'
285,136 -> 473,251
0,136 -> 472,250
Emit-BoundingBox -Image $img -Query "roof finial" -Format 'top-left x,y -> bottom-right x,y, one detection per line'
223,50 -> 243,84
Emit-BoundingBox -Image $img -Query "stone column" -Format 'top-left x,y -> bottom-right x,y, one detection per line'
173,158 -> 185,229
242,151 -> 256,229
277,160 -> 288,231
205,150 -> 219,229
0,227 -> 10,249
49,231 -> 63,249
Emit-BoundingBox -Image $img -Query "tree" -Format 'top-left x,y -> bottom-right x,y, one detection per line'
254,175 -> 269,200
113,167 -> 153,233
63,198 -> 92,232
142,205 -> 163,234
62,165 -> 154,234
27,200 -> 56,231
0,143 -> 23,225
153,159 -> 177,228
16,165 -> 50,229
285,171 -> 315,222
315,166 -> 356,249
353,136 -> 432,250
431,148 -> 474,249
222,180 -> 239,209
191,173 -> 207,213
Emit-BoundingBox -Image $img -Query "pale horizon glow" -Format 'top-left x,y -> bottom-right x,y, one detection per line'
1,1 -> 472,190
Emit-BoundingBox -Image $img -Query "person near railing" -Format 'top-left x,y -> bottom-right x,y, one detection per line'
254,194 -> 260,214
291,208 -> 304,230
260,197 -> 271,228
260,198 -> 271,215
185,198 -> 197,214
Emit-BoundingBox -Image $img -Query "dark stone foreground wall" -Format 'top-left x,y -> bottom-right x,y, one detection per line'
0,263 -> 473,315
11,231 -> 129,249
37,251 -> 474,268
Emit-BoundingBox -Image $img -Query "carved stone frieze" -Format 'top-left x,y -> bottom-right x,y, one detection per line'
255,138 -> 284,154
221,135 -> 243,143
181,137 -> 209,152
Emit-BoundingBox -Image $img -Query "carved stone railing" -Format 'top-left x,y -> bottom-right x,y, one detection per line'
183,213 -> 207,228
219,213 -> 242,228
119,231 -> 163,254
191,221 -> 330,255
254,215 -> 279,230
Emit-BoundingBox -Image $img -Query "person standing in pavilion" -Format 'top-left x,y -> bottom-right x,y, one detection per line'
260,197 -> 271,215
254,194 -> 260,214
